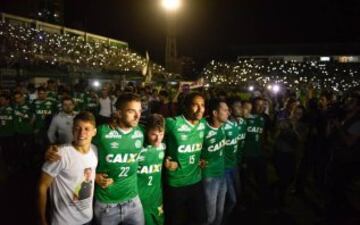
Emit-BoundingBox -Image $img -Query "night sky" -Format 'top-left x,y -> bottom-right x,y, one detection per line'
3,0 -> 360,65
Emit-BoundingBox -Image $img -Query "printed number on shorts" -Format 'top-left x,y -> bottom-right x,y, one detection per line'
119,167 -> 130,177
189,155 -> 195,164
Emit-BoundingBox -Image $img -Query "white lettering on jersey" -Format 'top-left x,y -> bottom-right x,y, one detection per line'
105,131 -> 122,139
178,143 -> 202,153
105,153 -> 138,163
247,126 -> 263,133
138,164 -> 162,174
208,139 -> 226,152
131,130 -> 143,139
226,138 -> 238,146
206,130 -> 217,139
177,124 -> 191,132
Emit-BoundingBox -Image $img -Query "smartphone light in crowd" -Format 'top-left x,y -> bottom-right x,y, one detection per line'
272,84 -> 280,93
248,85 -> 254,91
92,80 -> 100,88
320,56 -> 330,62
170,81 -> 178,85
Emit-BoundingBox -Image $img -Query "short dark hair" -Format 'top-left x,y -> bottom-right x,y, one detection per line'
183,92 -> 205,109
62,96 -> 74,104
253,96 -> 264,104
13,91 -> 22,97
227,96 -> 242,107
73,111 -> 96,127
115,93 -> 141,110
208,98 -> 225,117
146,114 -> 165,132
37,87 -> 46,93
320,91 -> 332,101
0,94 -> 10,100
159,90 -> 169,98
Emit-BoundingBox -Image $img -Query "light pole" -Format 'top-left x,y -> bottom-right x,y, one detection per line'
161,0 -> 181,73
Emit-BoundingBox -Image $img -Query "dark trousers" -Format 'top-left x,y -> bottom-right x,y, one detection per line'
274,151 -> 296,205
16,133 -> 37,169
164,181 -> 207,225
0,136 -> 14,168
243,156 -> 270,207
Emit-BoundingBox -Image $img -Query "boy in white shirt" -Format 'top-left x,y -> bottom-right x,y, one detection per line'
38,112 -> 98,225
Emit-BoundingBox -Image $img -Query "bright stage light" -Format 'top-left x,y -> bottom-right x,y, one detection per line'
248,85 -> 254,91
267,84 -> 272,90
272,84 -> 280,93
162,0 -> 181,11
92,80 -> 100,88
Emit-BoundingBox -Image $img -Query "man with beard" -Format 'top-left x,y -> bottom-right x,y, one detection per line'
164,92 -> 207,225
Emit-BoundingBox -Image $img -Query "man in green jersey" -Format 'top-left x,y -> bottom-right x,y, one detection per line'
200,99 -> 228,225
84,89 -> 100,116
0,94 -> 14,171
93,93 -> 144,225
46,93 -> 145,225
164,92 -> 207,225
13,91 -> 35,169
33,87 -> 57,151
46,79 -> 58,103
243,98 -> 268,208
72,84 -> 87,112
222,98 -> 241,223
138,114 -> 167,225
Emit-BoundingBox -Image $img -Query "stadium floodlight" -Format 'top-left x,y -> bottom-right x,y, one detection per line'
272,84 -> 280,93
248,85 -> 254,92
92,80 -> 100,88
162,0 -> 181,11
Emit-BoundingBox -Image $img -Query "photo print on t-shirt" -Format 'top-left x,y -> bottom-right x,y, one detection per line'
73,167 -> 94,202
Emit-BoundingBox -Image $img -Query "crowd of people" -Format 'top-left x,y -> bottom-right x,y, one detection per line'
0,78 -> 359,225
0,21 -> 168,76
202,58 -> 360,92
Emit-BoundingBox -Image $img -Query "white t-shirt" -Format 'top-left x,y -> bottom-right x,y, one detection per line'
42,144 -> 98,225
99,96 -> 115,117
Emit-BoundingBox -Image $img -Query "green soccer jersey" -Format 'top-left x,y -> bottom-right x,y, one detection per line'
47,91 -> 58,102
84,94 -> 99,115
201,122 -> 226,178
0,106 -> 14,137
237,117 -> 247,163
73,92 -> 86,112
13,102 -> 34,134
224,120 -> 240,169
33,99 -> 56,131
138,143 -> 165,225
244,114 -> 265,157
94,124 -> 144,203
165,115 -> 206,187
